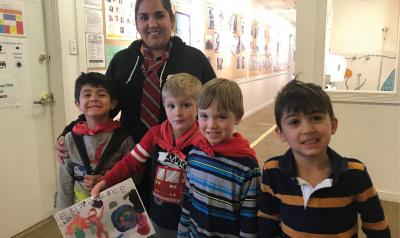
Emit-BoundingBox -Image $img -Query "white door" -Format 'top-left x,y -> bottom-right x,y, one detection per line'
0,0 -> 57,237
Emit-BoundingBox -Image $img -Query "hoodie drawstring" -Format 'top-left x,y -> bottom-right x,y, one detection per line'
125,57 -> 167,87
159,60 -> 167,87
125,56 -> 140,84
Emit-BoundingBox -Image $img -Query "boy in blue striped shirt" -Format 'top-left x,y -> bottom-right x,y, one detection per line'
178,78 -> 261,237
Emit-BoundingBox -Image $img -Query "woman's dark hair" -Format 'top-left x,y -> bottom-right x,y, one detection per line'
74,72 -> 117,102
134,0 -> 174,22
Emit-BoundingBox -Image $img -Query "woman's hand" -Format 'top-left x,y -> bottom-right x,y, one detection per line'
55,136 -> 69,164
91,180 -> 107,197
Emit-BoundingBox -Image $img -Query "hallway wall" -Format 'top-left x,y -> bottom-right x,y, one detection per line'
56,0 -> 400,208
56,0 -> 294,124
240,72 -> 289,117
296,0 -> 400,202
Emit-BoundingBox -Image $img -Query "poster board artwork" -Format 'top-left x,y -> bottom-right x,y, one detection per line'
0,1 -> 24,37
54,179 -> 155,238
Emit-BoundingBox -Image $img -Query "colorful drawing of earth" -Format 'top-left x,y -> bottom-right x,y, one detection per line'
111,205 -> 138,232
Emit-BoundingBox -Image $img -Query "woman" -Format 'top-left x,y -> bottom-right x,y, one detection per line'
57,0 -> 215,151
55,0 -> 215,230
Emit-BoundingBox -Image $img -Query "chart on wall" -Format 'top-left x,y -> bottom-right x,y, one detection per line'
0,1 -> 24,37
0,37 -> 25,108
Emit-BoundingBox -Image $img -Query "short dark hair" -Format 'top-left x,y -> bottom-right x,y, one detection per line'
74,72 -> 117,102
134,0 -> 174,22
274,79 -> 335,129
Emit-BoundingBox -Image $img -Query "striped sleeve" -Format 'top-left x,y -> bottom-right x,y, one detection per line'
257,158 -> 282,238
350,162 -> 391,237
130,128 -> 154,163
177,165 -> 192,238
102,130 -> 155,187
179,149 -> 260,237
239,165 -> 261,237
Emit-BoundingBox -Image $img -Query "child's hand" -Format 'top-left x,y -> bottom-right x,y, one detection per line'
91,180 -> 107,197
83,175 -> 102,189
55,136 -> 69,164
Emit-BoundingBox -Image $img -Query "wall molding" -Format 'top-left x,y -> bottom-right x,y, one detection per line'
377,190 -> 400,203
237,72 -> 288,85
243,99 -> 274,119
327,90 -> 400,105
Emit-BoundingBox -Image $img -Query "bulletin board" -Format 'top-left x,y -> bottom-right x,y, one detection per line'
78,0 -> 290,77
81,0 -> 135,71
202,5 -> 250,79
199,3 -> 286,80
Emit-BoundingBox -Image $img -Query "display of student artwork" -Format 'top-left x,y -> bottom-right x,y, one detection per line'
79,0 -> 291,77
105,0 -> 136,40
200,2 -> 288,79
54,179 -> 155,238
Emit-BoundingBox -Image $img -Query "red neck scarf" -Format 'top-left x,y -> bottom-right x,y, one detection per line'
154,121 -> 202,160
192,132 -> 257,160
72,119 -> 121,136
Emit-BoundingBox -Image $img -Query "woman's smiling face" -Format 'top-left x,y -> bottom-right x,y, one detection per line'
135,0 -> 175,53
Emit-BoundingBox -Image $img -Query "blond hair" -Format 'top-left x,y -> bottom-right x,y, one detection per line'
197,78 -> 243,119
162,73 -> 202,101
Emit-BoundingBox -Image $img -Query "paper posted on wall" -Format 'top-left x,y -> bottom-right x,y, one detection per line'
54,179 -> 155,238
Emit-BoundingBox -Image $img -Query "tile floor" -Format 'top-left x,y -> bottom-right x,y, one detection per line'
13,104 -> 399,238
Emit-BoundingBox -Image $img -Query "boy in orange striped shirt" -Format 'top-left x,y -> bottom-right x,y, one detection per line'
258,80 -> 390,237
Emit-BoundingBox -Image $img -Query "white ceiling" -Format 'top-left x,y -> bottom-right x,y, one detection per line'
257,0 -> 296,24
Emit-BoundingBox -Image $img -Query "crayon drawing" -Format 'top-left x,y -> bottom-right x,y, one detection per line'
54,179 -> 155,238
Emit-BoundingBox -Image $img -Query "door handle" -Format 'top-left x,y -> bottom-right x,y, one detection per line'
38,54 -> 50,63
33,92 -> 55,105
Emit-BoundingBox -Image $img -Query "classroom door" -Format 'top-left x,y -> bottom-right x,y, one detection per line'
0,0 -> 57,237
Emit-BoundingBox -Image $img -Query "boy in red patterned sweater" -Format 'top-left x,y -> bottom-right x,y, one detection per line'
92,73 -> 204,238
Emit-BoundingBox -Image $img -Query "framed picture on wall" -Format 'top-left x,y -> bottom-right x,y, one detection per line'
230,14 -> 238,34
175,12 -> 191,45
205,34 -> 214,50
217,57 -> 224,70
208,7 -> 215,29
213,32 -> 220,52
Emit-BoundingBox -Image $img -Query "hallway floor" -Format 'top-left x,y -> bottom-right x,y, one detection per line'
13,104 -> 399,238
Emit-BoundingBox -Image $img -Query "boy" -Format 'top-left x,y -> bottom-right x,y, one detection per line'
56,72 -> 134,210
178,78 -> 260,237
91,73 -> 203,237
258,80 -> 391,237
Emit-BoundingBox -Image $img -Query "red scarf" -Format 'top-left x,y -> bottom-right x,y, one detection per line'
191,132 -> 257,160
72,119 -> 121,136
154,121 -> 202,160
